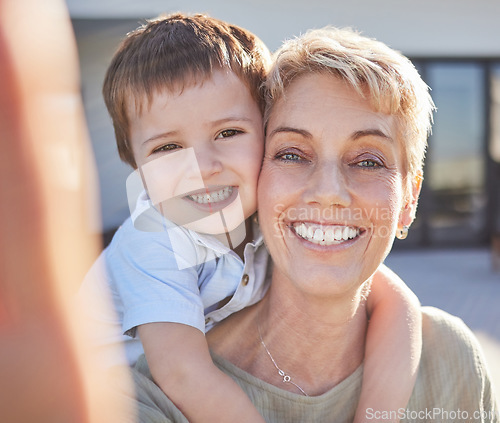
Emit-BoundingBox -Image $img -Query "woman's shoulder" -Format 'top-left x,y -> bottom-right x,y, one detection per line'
410,306 -> 499,420
421,306 -> 482,357
420,306 -> 488,380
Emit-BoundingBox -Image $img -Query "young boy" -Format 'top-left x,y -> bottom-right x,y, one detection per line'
80,13 -> 422,423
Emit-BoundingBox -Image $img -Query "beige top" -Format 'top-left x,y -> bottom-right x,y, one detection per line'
131,307 -> 499,422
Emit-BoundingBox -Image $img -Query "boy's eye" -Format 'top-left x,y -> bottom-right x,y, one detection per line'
152,144 -> 180,154
216,129 -> 242,139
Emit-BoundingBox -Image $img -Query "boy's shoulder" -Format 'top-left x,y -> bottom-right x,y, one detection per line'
106,216 -> 228,272
107,216 -> 172,251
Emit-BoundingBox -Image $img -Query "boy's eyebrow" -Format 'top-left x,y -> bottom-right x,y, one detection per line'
211,116 -> 255,126
143,131 -> 179,145
142,117 -> 254,145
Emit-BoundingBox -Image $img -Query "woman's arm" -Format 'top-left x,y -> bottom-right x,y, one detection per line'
354,264 -> 422,423
139,322 -> 265,423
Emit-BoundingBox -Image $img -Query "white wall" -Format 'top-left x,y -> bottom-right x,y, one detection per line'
67,0 -> 500,56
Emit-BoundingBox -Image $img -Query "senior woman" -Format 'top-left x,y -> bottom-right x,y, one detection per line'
131,28 -> 499,422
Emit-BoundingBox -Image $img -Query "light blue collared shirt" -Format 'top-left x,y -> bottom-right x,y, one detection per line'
79,192 -> 269,366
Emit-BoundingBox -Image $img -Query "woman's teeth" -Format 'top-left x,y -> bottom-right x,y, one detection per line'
293,223 -> 359,245
188,187 -> 233,204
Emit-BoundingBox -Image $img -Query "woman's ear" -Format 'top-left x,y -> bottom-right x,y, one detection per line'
399,170 -> 423,229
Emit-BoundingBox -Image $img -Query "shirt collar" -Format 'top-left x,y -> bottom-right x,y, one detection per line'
131,190 -> 262,254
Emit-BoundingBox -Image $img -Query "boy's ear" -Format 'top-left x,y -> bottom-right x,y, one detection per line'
399,171 -> 423,229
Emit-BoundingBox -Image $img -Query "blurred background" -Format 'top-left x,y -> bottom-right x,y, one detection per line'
65,0 -> 499,399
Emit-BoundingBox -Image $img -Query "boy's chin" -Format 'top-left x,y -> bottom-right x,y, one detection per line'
182,214 -> 247,245
163,192 -> 248,237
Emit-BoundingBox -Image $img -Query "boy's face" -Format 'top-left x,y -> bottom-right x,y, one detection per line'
127,70 -> 263,236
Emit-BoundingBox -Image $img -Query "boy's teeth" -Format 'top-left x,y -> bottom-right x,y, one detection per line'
188,187 -> 233,204
293,223 -> 359,245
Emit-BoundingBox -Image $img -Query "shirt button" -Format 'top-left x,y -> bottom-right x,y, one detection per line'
241,274 -> 250,286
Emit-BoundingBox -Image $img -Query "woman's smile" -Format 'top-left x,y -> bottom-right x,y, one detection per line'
290,222 -> 361,246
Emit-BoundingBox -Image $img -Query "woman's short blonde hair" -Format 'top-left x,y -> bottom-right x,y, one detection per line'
264,27 -> 435,184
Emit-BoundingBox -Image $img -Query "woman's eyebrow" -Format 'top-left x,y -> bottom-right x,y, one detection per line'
268,126 -> 312,139
351,129 -> 393,142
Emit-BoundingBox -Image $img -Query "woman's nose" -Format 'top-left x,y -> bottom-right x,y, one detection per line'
302,161 -> 351,208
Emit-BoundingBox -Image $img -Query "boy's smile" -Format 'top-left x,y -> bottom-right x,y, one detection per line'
127,69 -> 264,238
185,186 -> 236,210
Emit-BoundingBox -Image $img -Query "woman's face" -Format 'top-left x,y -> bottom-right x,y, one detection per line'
258,73 -> 415,298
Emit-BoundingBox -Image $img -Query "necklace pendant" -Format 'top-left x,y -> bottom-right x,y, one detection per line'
258,323 -> 309,396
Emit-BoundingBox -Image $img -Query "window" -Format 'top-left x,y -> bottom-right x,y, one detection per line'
491,65 -> 500,163
405,62 -> 489,246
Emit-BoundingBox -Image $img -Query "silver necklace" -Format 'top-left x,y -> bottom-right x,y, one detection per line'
257,324 -> 309,396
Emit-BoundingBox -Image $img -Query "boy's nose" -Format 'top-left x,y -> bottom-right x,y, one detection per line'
195,149 -> 223,180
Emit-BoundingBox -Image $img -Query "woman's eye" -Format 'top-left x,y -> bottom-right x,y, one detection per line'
275,151 -> 303,162
152,144 -> 180,154
356,159 -> 382,168
216,129 -> 242,139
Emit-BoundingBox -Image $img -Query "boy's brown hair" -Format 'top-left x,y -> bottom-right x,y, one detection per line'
103,13 -> 271,168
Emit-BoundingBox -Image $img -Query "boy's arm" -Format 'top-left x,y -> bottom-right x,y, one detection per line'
354,264 -> 422,423
138,323 -> 265,423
